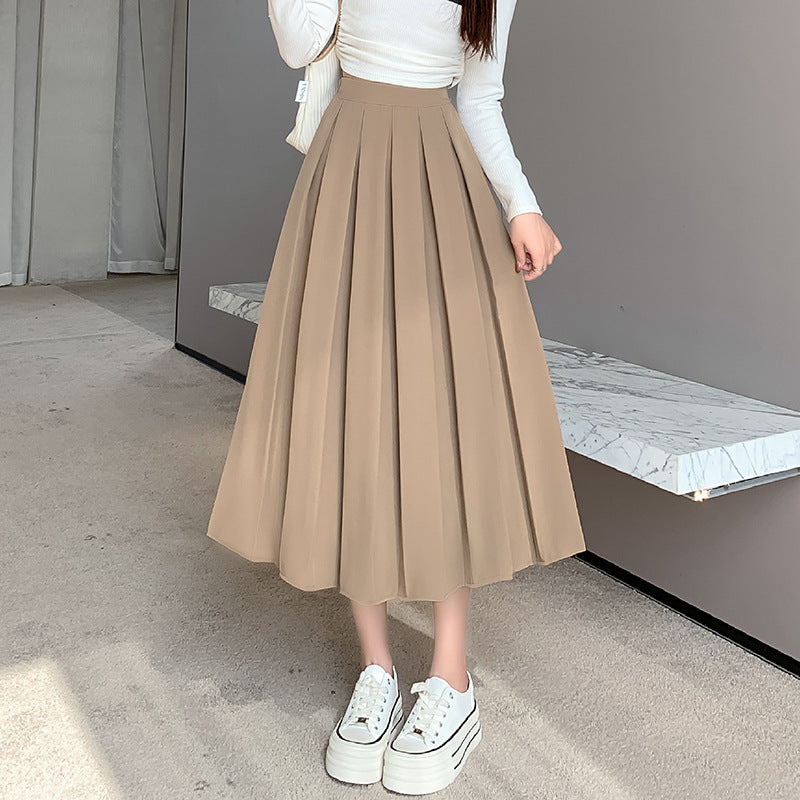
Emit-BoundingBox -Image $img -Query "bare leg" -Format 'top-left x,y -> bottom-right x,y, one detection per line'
430,586 -> 470,692
350,599 -> 394,673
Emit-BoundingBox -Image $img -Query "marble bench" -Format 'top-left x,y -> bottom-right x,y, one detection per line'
210,282 -> 800,501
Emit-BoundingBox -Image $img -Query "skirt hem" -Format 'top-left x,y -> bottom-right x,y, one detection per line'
207,531 -> 587,605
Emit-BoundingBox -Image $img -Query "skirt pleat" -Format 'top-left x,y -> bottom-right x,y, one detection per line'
420,103 -> 521,584
206,74 -> 586,604
442,101 -> 587,565
341,102 -> 401,597
390,104 -> 459,599
279,99 -> 363,589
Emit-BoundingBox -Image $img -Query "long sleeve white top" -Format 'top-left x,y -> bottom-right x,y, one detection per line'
266,0 -> 542,221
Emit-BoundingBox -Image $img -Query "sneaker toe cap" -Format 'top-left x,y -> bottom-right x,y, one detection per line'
390,733 -> 432,754
338,722 -> 382,744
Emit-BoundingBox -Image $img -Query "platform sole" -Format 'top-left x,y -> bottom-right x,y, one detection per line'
382,709 -> 482,795
325,705 -> 404,785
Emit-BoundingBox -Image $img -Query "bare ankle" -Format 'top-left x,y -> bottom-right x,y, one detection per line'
429,666 -> 468,692
362,656 -> 394,674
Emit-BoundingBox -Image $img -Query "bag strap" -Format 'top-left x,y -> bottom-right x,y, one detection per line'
311,0 -> 343,63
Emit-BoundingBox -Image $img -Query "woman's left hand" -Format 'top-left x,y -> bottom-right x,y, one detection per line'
509,212 -> 562,282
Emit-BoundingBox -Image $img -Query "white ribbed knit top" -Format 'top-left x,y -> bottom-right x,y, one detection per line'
266,0 -> 542,221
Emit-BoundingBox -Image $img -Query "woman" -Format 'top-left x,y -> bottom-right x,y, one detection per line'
206,0 -> 586,793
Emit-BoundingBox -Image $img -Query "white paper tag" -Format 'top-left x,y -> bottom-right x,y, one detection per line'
295,79 -> 308,103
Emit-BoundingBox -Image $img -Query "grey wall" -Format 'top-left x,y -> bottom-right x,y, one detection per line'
178,1 -> 800,658
504,1 -> 800,407
177,0 -> 308,374
500,0 -> 800,659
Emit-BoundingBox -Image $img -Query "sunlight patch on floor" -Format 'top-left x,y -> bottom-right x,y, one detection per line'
0,658 -> 124,800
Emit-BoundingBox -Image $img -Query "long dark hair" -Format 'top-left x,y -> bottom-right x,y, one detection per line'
460,0 -> 497,60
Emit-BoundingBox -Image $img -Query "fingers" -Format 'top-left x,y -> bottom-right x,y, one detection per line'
530,245 -> 548,270
511,242 -> 543,281
512,240 -> 528,273
523,265 -> 542,282
509,217 -> 562,281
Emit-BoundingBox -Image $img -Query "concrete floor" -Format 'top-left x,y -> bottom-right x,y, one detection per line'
61,272 -> 178,340
0,278 -> 798,800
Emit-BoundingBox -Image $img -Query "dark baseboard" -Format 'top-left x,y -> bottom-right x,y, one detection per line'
575,551 -> 800,679
174,341 -> 246,384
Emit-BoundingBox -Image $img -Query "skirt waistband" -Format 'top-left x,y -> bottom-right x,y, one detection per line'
337,72 -> 451,107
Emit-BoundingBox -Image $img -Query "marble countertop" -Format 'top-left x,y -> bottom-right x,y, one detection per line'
209,282 -> 267,324
210,282 -> 800,497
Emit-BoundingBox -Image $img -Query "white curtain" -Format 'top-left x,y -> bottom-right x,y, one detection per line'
109,0 -> 187,274
0,0 -> 186,287
0,0 -> 41,287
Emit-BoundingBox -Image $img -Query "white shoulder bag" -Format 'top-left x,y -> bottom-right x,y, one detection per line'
285,0 -> 343,154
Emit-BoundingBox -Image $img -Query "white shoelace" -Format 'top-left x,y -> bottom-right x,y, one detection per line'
342,674 -> 390,733
404,681 -> 452,745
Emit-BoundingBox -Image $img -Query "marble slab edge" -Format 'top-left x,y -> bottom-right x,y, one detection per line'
209,283 -> 266,324
209,283 -> 800,496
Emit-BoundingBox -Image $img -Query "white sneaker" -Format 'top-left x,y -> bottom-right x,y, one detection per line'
382,671 -> 481,795
325,663 -> 404,785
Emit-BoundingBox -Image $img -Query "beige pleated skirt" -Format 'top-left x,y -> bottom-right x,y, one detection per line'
206,72 -> 586,604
